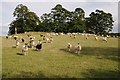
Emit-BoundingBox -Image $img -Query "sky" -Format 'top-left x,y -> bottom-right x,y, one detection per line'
0,0 -> 119,36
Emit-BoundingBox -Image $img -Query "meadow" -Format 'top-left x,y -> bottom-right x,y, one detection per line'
2,32 -> 120,78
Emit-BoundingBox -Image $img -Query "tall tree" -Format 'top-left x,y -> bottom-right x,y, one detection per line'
71,8 -> 85,32
86,9 -> 114,35
51,4 -> 71,33
9,4 -> 41,34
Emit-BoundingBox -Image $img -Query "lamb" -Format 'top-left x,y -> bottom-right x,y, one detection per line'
22,43 -> 28,56
29,39 -> 35,48
50,37 -> 53,43
46,37 -> 50,43
102,37 -> 107,42
16,40 -> 19,48
14,36 -> 18,40
74,35 -> 76,39
85,34 -> 88,39
21,38 -> 25,43
43,36 -> 46,40
75,43 -> 82,55
67,43 -> 72,51
95,36 -> 98,40
36,40 -> 42,51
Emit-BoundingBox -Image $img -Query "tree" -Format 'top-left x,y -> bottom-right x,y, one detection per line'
41,13 -> 54,32
9,4 -> 41,34
71,8 -> 85,32
51,4 -> 71,33
86,9 -> 114,35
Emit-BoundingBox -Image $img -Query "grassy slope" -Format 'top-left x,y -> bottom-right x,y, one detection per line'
2,32 -> 120,78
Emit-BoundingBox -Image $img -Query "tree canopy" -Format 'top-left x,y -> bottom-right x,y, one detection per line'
86,9 -> 114,35
9,4 -> 114,35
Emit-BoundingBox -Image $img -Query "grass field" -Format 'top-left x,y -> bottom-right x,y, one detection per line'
2,32 -> 120,78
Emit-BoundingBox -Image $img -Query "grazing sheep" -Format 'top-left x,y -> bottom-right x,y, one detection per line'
14,36 -> 18,40
56,33 -> 59,36
36,40 -> 42,51
40,34 -> 44,37
85,34 -> 88,39
22,43 -> 28,56
29,39 -> 35,48
74,35 -> 76,39
75,43 -> 82,55
43,36 -> 46,40
16,40 -> 19,48
24,32 -> 27,34
50,37 -> 53,43
46,37 -> 50,43
21,38 -> 25,43
102,37 -> 107,42
6,36 -> 9,39
67,43 -> 72,51
95,36 -> 98,40
27,34 -> 31,37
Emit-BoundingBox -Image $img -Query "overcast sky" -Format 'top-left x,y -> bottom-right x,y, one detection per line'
0,0 -> 119,36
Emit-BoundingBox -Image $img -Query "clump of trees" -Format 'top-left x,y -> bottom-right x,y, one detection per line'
9,4 -> 114,35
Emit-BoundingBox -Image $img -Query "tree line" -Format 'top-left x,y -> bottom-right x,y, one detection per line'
9,4 -> 114,35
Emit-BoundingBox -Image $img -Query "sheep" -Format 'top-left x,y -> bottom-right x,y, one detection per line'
56,33 -> 59,36
67,43 -> 72,51
6,36 -> 12,39
24,32 -> 27,34
102,37 -> 107,42
46,37 -> 50,43
74,35 -> 76,39
22,43 -> 28,56
50,37 -> 53,43
36,40 -> 42,51
95,36 -> 98,40
29,39 -> 35,48
75,43 -> 82,55
21,38 -> 25,43
14,36 -> 18,40
43,36 -> 46,40
16,40 -> 20,48
6,36 -> 9,39
85,34 -> 88,39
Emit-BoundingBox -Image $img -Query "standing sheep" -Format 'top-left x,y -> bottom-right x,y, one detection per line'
22,43 -> 28,56
67,43 -> 72,51
75,43 -> 82,55
102,37 -> 107,42
36,40 -> 42,51
29,39 -> 35,48
16,40 -> 19,48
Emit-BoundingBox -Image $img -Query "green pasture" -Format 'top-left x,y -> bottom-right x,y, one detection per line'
2,32 -> 120,78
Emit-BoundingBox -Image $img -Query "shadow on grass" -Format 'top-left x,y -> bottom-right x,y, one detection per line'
60,47 -> 119,62
16,53 -> 24,55
60,48 -> 80,56
2,70 -> 120,79
12,46 -> 16,48
81,69 -> 120,78
2,71 -> 70,78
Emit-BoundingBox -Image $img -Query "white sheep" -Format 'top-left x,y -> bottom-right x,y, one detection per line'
95,36 -> 98,40
46,37 -> 50,43
50,37 -> 53,43
16,40 -> 19,48
102,37 -> 107,42
67,43 -> 72,51
75,43 -> 82,55
29,39 -> 35,48
22,43 -> 28,56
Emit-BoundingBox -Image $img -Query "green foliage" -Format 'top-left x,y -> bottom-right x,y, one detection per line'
9,4 -> 114,35
86,10 -> 114,35
9,4 -> 41,35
